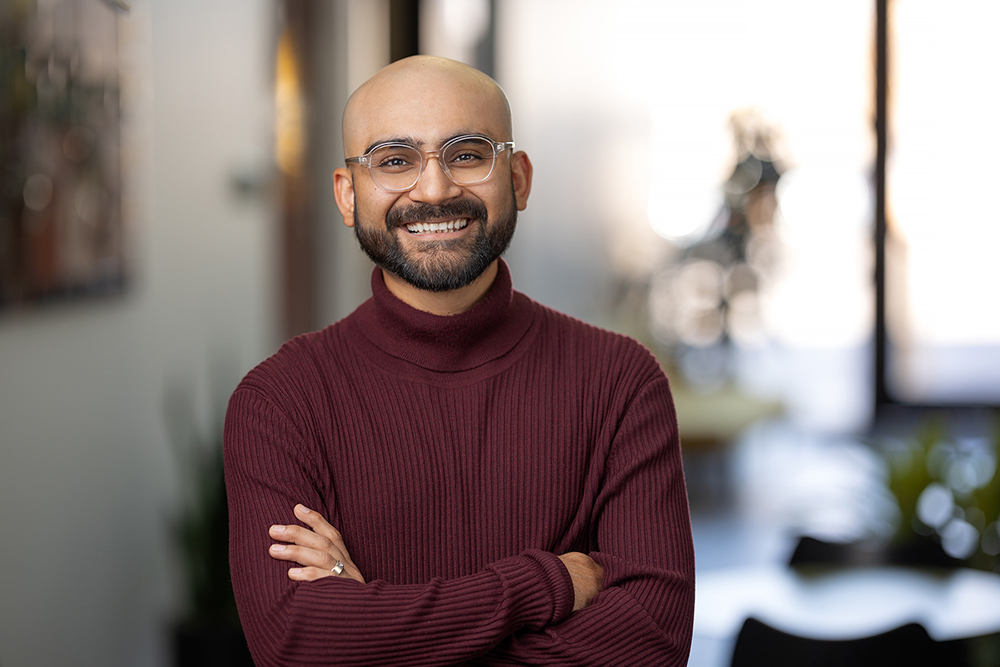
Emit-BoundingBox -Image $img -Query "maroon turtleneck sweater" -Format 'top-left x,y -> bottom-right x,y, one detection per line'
224,260 -> 694,666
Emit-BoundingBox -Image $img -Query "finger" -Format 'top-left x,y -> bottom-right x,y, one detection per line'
288,566 -> 344,582
288,566 -> 330,581
287,563 -> 366,584
268,541 -> 367,584
268,523 -> 358,572
294,505 -> 353,561
269,543 -> 345,570
269,523 -> 337,551
269,516 -> 352,563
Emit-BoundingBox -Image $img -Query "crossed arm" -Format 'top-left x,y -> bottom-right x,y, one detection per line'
269,503 -> 605,612
226,374 -> 694,665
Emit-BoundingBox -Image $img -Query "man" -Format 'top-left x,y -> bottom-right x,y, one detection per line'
224,55 -> 695,666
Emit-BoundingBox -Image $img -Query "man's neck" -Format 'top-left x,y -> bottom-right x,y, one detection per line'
381,261 -> 499,316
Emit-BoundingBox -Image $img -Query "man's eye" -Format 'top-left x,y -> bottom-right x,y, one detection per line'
375,154 -> 416,171
449,152 -> 487,166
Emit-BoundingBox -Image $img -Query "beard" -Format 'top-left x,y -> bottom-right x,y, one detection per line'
353,187 -> 518,293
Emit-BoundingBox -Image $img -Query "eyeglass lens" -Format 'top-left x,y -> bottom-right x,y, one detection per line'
369,137 -> 496,190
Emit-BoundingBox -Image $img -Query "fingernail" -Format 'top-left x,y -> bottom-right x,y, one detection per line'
297,505 -> 311,514
289,568 -> 302,575
270,544 -> 286,552
270,525 -> 285,534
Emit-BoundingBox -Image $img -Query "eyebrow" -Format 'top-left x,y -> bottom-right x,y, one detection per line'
361,131 -> 489,155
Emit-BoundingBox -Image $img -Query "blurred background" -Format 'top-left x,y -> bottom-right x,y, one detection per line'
1,0 -> 998,665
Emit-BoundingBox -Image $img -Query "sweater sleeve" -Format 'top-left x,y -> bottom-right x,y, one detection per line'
224,386 -> 576,667
471,372 -> 696,667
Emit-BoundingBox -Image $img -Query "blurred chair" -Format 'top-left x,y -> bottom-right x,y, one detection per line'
787,535 -> 883,568
788,535 -> 962,569
730,617 -> 967,667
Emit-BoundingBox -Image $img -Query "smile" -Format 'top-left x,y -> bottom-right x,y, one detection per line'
405,219 -> 470,234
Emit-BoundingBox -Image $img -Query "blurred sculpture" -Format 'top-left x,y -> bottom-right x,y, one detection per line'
648,108 -> 785,388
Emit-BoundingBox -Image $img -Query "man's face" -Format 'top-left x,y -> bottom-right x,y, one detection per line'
352,179 -> 518,293
335,62 -> 531,293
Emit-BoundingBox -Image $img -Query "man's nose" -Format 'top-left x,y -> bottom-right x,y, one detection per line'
408,155 -> 463,204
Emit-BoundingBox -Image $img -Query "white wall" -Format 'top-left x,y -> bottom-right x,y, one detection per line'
0,1 -> 278,664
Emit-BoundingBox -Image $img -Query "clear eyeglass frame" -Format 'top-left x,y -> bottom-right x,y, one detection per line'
345,134 -> 515,192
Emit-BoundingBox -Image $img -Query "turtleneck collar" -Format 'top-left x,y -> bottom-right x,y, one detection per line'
350,259 -> 536,373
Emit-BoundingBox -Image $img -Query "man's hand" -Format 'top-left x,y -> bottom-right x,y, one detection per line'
268,504 -> 366,583
558,552 -> 604,612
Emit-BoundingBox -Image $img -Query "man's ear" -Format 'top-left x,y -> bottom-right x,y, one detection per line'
510,151 -> 533,211
333,167 -> 355,227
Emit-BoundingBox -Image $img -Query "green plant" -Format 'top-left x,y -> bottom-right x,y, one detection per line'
164,382 -> 239,625
879,413 -> 1000,571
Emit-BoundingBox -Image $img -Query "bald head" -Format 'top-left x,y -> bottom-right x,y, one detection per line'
342,56 -> 513,158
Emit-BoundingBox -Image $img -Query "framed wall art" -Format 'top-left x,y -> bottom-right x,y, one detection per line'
0,0 -> 127,311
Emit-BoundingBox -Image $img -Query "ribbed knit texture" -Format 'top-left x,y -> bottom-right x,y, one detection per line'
224,260 -> 695,666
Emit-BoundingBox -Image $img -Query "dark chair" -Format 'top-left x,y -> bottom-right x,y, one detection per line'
787,535 -> 883,568
730,617 -> 969,667
788,534 -> 962,569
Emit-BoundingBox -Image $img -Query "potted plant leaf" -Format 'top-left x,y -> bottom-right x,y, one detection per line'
165,380 -> 253,666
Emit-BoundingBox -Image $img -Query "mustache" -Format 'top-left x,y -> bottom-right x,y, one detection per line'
385,199 -> 488,229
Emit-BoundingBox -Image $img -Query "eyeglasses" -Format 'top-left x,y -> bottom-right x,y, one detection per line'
345,134 -> 515,192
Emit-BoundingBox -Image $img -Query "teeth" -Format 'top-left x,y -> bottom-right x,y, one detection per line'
406,219 -> 469,234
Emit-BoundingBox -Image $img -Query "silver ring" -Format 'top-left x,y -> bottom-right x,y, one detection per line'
331,561 -> 345,576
